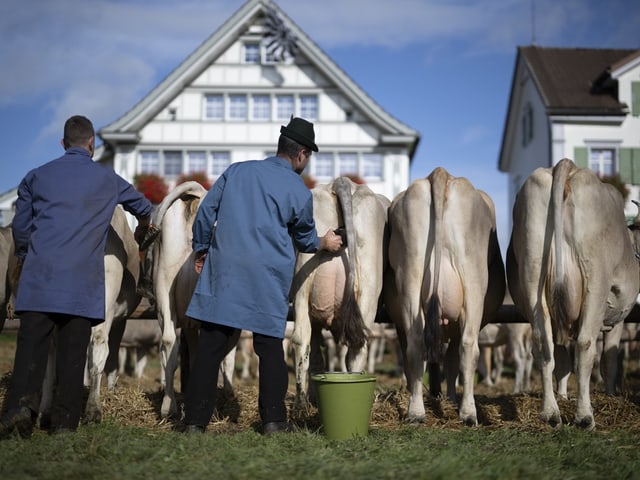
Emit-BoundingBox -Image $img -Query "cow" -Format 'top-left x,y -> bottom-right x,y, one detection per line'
477,322 -> 533,393
76,206 -> 144,423
290,177 -> 389,414
383,167 -> 505,425
0,209 -> 142,425
118,318 -> 162,380
506,158 -> 640,430
0,225 -> 17,333
477,290 -> 533,393
147,181 -> 238,418
30,206 -> 144,425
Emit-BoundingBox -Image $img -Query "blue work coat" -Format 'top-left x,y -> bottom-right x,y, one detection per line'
186,156 -> 319,338
12,147 -> 153,323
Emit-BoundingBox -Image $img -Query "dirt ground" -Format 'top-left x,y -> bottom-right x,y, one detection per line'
2,325 -> 640,434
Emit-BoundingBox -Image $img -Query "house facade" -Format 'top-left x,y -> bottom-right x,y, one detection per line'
498,45 -> 640,221
96,0 -> 419,209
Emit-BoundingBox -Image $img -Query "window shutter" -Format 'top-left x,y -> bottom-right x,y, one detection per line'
632,82 -> 640,116
573,147 -> 588,168
621,147 -> 640,184
619,148 -> 632,183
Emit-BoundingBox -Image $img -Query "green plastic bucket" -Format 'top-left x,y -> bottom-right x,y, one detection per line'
311,372 -> 376,440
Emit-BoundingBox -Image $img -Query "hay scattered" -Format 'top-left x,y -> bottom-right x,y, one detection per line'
3,359 -> 640,434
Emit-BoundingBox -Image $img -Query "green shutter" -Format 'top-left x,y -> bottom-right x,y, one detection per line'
619,148 -> 632,183
573,147 -> 588,168
632,82 -> 640,116
621,147 -> 640,185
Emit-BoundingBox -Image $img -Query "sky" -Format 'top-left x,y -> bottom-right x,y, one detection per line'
1,0 -> 639,253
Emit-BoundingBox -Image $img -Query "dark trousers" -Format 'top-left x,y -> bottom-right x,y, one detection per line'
4,311 -> 92,430
183,322 -> 288,427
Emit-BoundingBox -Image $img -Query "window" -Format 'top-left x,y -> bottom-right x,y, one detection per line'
314,153 -> 334,179
252,95 -> 271,120
187,151 -> 207,174
338,152 -> 358,176
163,151 -> 183,177
244,43 -> 260,64
300,95 -> 318,121
140,151 -> 160,174
521,102 -> 533,147
211,152 -> 231,176
276,95 -> 294,120
589,147 -> 616,176
362,153 -> 383,180
204,94 -> 224,120
229,95 -> 248,120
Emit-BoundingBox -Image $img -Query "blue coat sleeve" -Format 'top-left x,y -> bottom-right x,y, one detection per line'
192,173 -> 226,252
291,194 -> 320,253
115,174 -> 153,219
12,176 -> 33,259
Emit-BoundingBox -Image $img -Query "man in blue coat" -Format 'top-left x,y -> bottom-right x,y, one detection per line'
182,117 -> 343,435
0,115 -> 153,439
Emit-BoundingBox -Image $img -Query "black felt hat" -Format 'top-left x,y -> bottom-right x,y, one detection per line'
280,116 -> 318,152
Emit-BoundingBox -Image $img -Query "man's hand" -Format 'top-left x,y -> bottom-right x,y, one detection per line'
134,223 -> 150,247
320,229 -> 343,253
194,251 -> 207,274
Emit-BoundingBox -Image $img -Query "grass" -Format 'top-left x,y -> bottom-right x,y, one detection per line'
3,329 -> 640,479
1,422 -> 640,479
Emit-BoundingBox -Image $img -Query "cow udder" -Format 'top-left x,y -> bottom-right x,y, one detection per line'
309,256 -> 346,329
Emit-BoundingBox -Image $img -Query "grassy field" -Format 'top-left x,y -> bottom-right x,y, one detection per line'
2,328 -> 640,479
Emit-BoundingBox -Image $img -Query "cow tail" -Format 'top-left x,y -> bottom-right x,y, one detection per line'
549,159 -> 573,346
151,181 -> 207,226
424,168 -> 447,364
334,177 -> 368,351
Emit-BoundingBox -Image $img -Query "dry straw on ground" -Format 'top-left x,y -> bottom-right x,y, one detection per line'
3,366 -> 640,435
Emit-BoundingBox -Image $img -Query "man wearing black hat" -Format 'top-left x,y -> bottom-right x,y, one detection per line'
182,117 -> 343,435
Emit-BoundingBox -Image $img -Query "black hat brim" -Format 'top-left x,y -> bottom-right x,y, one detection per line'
280,126 -> 319,152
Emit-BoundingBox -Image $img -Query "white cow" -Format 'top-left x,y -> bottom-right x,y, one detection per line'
0,226 -> 17,333
290,177 -> 389,413
148,182 -> 238,418
82,206 -> 144,422
35,207 -> 143,425
506,158 -> 640,430
1,210 -> 142,425
384,167 -> 505,425
477,322 -> 533,393
118,318 -> 162,380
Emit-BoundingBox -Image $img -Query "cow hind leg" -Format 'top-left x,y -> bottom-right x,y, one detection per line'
574,328 -> 599,430
84,326 -> 110,424
405,328 -> 428,423
535,321 -> 562,428
160,326 -> 179,419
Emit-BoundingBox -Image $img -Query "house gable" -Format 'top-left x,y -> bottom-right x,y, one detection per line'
97,0 -> 419,202
499,44 -> 640,227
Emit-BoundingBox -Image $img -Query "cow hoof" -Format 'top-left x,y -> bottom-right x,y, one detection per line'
461,415 -> 478,427
405,414 -> 426,424
540,411 -> 562,429
575,415 -> 595,431
82,410 -> 102,425
161,397 -> 177,419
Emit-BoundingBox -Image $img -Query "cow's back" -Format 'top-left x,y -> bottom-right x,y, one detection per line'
508,160 -> 638,329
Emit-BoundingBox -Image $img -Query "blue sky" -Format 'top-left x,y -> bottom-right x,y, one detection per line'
1,0 -> 639,252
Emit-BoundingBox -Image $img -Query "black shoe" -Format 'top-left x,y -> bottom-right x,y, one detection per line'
0,407 -> 34,440
261,421 -> 295,435
184,424 -> 206,434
